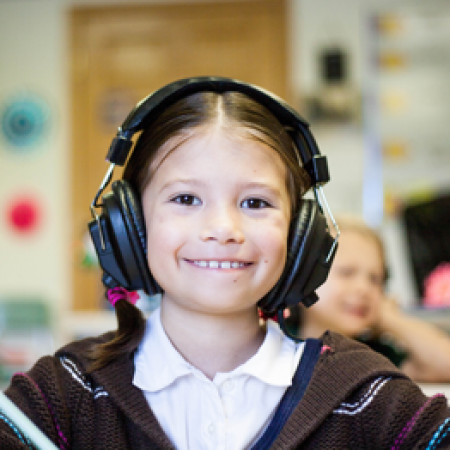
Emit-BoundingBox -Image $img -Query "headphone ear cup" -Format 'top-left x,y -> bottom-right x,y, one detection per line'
103,180 -> 161,295
258,200 -> 336,315
258,200 -> 314,314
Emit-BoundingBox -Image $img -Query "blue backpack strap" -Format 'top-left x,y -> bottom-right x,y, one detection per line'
252,338 -> 322,449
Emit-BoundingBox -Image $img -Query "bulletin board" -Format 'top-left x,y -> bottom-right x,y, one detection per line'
362,5 -> 450,224
362,4 -> 450,305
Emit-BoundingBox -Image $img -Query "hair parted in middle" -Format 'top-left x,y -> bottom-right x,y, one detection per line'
123,91 -> 311,215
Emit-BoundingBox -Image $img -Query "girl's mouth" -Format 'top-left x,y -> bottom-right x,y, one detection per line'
188,260 -> 252,269
344,305 -> 369,318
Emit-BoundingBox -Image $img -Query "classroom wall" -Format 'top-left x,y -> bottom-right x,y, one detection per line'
0,1 -> 70,321
0,0 -> 448,347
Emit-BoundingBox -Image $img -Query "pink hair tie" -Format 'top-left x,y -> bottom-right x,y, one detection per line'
107,287 -> 140,307
258,309 -> 278,322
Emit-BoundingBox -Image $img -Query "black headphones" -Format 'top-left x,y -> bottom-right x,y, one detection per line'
88,76 -> 339,317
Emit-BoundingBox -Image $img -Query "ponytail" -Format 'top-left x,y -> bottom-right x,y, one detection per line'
87,297 -> 146,372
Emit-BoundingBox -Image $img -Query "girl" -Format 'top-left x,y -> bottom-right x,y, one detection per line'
2,78 -> 450,449
298,215 -> 450,382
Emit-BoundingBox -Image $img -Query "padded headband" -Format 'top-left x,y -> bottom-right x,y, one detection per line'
106,77 -> 329,188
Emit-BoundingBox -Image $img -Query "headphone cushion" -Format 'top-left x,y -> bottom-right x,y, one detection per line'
111,180 -> 161,294
115,181 -> 147,253
258,200 -> 314,313
284,200 -> 314,288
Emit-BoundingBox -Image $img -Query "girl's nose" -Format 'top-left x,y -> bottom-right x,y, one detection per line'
199,207 -> 245,244
354,275 -> 373,297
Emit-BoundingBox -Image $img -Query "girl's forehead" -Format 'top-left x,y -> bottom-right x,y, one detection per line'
341,230 -> 376,248
150,125 -> 281,171
340,230 -> 384,262
150,130 -> 197,169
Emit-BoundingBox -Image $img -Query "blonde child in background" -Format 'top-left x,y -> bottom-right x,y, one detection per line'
2,78 -> 450,449
297,215 -> 450,383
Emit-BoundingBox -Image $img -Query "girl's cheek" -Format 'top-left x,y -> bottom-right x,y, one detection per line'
260,230 -> 288,255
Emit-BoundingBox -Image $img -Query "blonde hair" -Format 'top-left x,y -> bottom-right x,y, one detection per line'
335,215 -> 388,282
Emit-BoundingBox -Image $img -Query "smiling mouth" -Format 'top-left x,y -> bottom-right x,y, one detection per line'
345,306 -> 369,318
188,260 -> 252,269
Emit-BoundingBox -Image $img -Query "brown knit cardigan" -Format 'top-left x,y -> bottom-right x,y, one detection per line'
2,331 -> 450,449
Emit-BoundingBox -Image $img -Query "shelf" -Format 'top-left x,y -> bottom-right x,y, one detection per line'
404,308 -> 450,332
59,310 -> 117,345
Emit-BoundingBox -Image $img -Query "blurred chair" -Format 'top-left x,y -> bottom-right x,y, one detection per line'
402,192 -> 450,301
0,299 -> 54,388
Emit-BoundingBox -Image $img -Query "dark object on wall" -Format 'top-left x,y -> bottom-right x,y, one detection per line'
320,48 -> 347,84
305,46 -> 358,123
402,192 -> 450,300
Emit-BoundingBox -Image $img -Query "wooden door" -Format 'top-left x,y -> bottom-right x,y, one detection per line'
70,0 -> 288,310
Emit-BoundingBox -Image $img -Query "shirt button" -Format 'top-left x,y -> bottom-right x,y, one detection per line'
223,380 -> 234,392
208,423 -> 215,435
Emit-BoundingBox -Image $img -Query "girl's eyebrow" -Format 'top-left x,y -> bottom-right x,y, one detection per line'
159,179 -> 284,198
158,178 -> 204,194
238,181 -> 285,198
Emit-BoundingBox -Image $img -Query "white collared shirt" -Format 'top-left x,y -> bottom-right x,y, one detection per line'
133,308 -> 304,450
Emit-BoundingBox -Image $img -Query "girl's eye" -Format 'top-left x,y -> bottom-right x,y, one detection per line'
241,198 -> 271,209
336,267 -> 355,278
369,274 -> 384,288
171,194 -> 201,206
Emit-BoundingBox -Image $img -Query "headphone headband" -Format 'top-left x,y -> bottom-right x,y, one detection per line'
123,77 -> 308,133
106,77 -> 328,187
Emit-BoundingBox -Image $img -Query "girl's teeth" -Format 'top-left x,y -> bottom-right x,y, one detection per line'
194,261 -> 244,269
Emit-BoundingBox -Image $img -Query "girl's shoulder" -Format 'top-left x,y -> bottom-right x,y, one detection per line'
310,330 -> 406,404
356,333 -> 408,368
281,331 -> 450,448
320,330 -> 405,368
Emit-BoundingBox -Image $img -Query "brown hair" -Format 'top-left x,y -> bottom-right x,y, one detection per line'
89,90 -> 311,371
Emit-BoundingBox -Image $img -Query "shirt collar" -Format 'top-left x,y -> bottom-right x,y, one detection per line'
133,309 -> 304,393
224,320 -> 304,387
133,308 -> 193,392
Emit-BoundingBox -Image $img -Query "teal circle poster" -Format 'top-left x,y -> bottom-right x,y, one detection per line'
1,93 -> 51,149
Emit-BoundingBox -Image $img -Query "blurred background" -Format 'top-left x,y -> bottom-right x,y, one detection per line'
1,0 -> 450,386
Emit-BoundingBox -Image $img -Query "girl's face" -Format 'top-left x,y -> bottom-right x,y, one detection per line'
308,230 -> 385,337
141,126 -> 291,317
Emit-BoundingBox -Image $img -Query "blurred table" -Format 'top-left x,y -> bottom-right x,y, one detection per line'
419,384 -> 450,404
